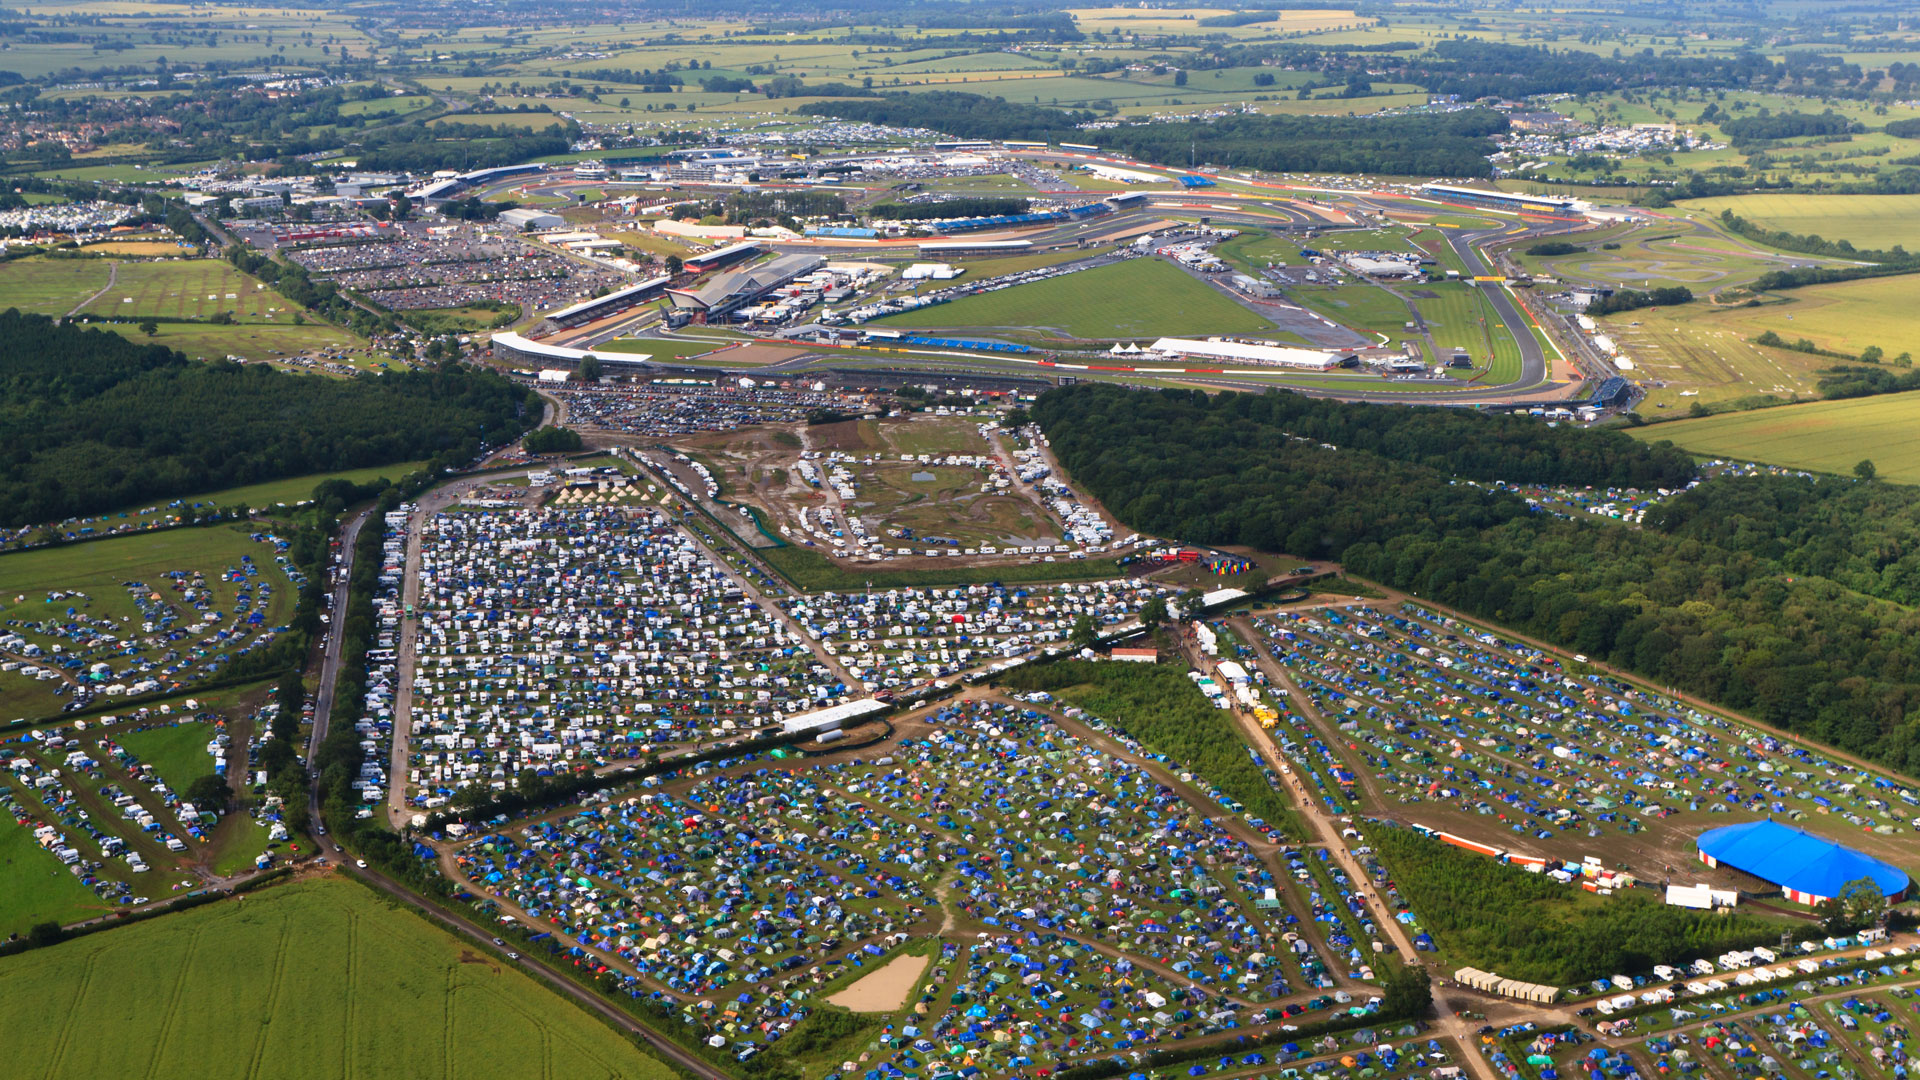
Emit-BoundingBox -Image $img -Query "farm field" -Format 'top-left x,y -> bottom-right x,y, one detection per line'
0,877 -> 679,1080
1629,392 -> 1920,483
875,257 -> 1274,338
1679,194 -> 1920,252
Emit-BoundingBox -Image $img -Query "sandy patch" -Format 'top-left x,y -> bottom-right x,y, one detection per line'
826,952 -> 930,1012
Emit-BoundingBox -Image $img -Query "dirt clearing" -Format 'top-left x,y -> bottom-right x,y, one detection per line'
826,952 -> 930,1012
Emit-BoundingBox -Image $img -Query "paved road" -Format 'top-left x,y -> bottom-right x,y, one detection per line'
300,497 -> 732,1080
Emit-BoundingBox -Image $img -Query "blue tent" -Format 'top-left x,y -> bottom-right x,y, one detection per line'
1697,818 -> 1909,901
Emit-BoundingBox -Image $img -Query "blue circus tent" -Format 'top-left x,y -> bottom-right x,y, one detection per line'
1696,818 -> 1909,903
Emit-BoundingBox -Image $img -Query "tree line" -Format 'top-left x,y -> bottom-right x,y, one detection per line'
998,659 -> 1305,840
0,310 -> 534,527
804,93 -> 1505,178
1033,384 -> 1920,779
1583,285 -> 1693,316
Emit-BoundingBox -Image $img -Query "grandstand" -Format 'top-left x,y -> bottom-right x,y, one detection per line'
920,202 -> 1110,234
490,331 -> 652,368
542,276 -> 671,327
666,253 -> 825,323
918,239 -> 1033,256
1422,184 -> 1577,216
1697,819 -> 1910,905
685,241 -> 762,274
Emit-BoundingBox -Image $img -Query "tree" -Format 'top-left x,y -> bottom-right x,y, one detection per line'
1173,69 -> 1187,86
664,254 -> 683,275
523,426 -> 583,453
1381,960 -> 1433,1018
25,921 -> 65,949
1178,589 -> 1206,620
1070,614 -> 1098,650
139,319 -> 158,337
1862,345 -> 1885,364
1816,877 -> 1887,934
1140,596 -> 1169,627
1856,459 -> 1877,481
1003,406 -> 1031,429
186,773 -> 233,811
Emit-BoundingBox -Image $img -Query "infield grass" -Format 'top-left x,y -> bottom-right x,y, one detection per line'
874,257 -> 1273,338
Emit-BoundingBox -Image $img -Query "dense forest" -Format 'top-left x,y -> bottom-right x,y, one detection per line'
1090,110 -> 1505,179
998,659 -> 1304,839
1367,826 -> 1787,984
800,91 -> 1096,141
1719,110 -> 1861,142
804,93 -> 1504,177
0,311 -> 533,526
1033,384 -> 1920,778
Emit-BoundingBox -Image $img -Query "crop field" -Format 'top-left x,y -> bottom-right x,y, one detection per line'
1680,194 -> 1920,253
1629,392 -> 1920,483
0,523 -> 302,704
875,257 -> 1274,339
0,877 -> 678,1080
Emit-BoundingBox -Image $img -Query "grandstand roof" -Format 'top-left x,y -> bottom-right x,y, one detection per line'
1697,819 -> 1909,900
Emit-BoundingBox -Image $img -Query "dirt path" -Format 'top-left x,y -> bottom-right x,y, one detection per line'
1170,621 -> 1503,1080
65,260 -> 118,319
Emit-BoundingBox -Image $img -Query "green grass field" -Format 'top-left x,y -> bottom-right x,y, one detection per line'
78,259 -> 281,322
875,257 -> 1272,339
0,257 -> 116,316
0,813 -> 106,934
0,877 -> 677,1080
1292,283 -> 1410,339
116,721 -> 219,795
1631,392 -> 1920,482
0,257 -> 370,363
0,526 -> 297,702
